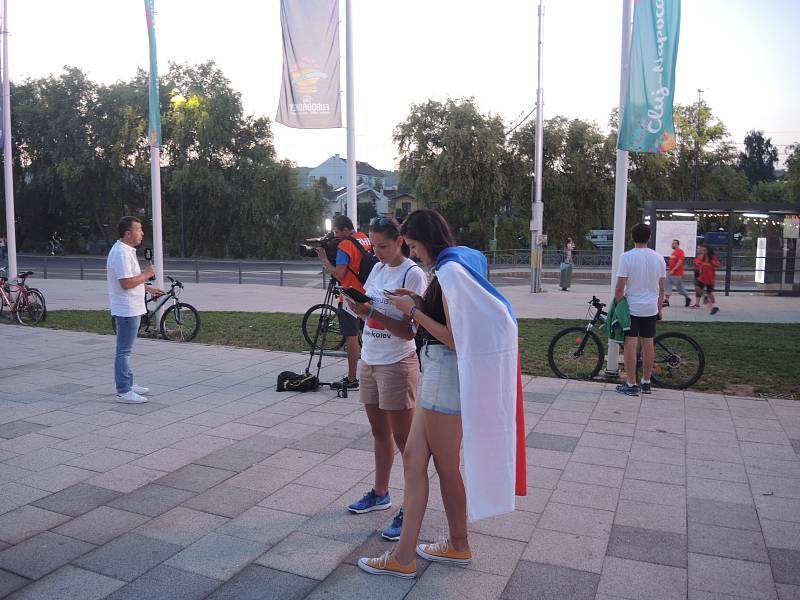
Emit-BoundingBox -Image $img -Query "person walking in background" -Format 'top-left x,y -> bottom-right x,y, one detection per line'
692,244 -> 720,314
664,239 -> 692,307
107,217 -> 163,404
357,209 -> 526,579
614,223 -> 666,396
0,236 -> 6,261
341,217 -> 427,542
564,237 -> 576,264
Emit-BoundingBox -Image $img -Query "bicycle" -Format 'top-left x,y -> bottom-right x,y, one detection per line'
111,276 -> 200,342
301,277 -> 346,352
547,296 -> 705,389
0,268 -> 46,325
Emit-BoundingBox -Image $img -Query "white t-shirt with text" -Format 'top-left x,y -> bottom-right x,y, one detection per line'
617,247 -> 666,317
360,259 -> 428,366
106,240 -> 146,317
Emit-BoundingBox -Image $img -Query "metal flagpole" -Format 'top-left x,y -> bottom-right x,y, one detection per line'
605,0 -> 634,376
345,0 -> 357,229
145,0 -> 164,296
2,0 -> 17,280
530,0 -> 544,293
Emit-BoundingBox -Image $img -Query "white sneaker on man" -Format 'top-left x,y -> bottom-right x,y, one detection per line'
132,384 -> 149,395
116,390 -> 148,404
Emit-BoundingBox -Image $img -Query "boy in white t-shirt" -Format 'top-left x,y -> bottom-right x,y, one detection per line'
614,223 -> 666,396
343,217 -> 427,543
106,217 -> 163,404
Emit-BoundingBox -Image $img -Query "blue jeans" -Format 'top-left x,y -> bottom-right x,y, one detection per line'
114,315 -> 140,394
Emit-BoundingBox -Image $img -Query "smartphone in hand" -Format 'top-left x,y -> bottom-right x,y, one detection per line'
342,287 -> 372,304
383,289 -> 397,297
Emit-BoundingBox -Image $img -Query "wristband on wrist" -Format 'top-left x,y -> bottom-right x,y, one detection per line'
407,306 -> 417,336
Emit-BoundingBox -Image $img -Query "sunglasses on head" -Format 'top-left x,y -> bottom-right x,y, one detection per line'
370,217 -> 395,228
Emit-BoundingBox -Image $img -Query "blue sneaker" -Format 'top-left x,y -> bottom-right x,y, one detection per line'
382,508 -> 404,541
640,381 -> 652,394
348,489 -> 391,514
615,382 -> 640,396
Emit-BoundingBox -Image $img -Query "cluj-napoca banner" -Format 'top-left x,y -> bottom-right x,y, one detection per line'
276,0 -> 342,129
618,0 -> 681,153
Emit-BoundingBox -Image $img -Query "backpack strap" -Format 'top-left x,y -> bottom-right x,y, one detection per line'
343,235 -> 370,279
401,263 -> 423,288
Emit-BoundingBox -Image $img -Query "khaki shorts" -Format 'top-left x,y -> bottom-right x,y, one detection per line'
358,352 -> 419,411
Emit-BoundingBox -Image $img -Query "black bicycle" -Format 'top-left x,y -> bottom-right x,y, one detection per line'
547,296 -> 705,389
111,276 -> 200,342
301,277 -> 346,352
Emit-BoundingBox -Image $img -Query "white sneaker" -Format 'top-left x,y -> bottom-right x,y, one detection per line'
132,384 -> 150,395
116,390 -> 148,404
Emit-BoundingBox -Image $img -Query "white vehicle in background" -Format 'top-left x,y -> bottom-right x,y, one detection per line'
585,229 -> 613,249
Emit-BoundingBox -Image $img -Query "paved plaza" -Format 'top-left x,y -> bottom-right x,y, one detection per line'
0,326 -> 799,599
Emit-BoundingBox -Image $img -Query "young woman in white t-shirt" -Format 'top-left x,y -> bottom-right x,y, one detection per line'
342,216 -> 427,542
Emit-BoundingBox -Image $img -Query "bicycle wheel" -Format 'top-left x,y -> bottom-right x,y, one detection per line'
548,326 -> 605,380
302,303 -> 345,351
650,332 -> 705,389
160,302 -> 201,342
16,289 -> 46,325
27,288 -> 47,322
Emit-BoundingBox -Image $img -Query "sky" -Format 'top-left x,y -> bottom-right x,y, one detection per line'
8,0 -> 800,171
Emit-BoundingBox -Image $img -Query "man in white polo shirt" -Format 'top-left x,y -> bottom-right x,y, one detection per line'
107,216 -> 162,403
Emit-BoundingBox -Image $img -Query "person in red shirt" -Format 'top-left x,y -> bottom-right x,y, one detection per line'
664,239 -> 692,307
691,244 -> 721,314
316,215 -> 372,389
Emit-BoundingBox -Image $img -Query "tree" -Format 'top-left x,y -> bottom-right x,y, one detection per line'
737,130 -> 778,188
751,180 -> 787,203
784,144 -> 800,202
394,98 -> 507,248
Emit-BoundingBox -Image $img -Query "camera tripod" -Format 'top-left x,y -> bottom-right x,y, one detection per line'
304,279 -> 351,398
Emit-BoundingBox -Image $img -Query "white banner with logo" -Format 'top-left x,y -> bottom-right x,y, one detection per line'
276,0 -> 342,129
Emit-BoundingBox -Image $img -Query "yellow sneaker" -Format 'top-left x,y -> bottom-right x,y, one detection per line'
357,551 -> 416,579
416,539 -> 472,565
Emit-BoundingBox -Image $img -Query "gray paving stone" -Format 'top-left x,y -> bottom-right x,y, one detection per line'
219,506 -> 307,545
689,553 -> 777,599
72,533 -> 182,581
289,433 -> 353,454
31,483 -> 120,517
755,495 -> 800,523
259,483 -> 342,516
52,506 -> 149,545
525,465 -> 563,490
106,484 -> 195,517
165,532 -> 267,581
255,532 -> 355,580
523,528 -> 607,573
467,507 -> 539,542
39,383 -> 92,395
570,446 -> 629,469
525,431 -> 579,452
294,464 -> 368,493
686,458 -> 749,483
297,505 -> 391,545
689,523 -> 769,562
86,464 -> 166,493
750,474 -> 800,499
0,506 -> 71,544
502,559 -> 599,600
551,481 -> 620,512
5,565 -> 124,600
304,564 -> 413,600
260,448 -> 330,473
770,547 -> 800,585
181,484 -> 266,518
408,562 -> 509,600
524,391 -> 556,404
762,519 -> 800,550
66,448 -> 141,473
226,464 -> 299,495
607,525 -> 687,568
615,500 -> 686,534
688,497 -> 761,531
102,564 -> 220,600
598,556 -> 687,600
525,448 -> 571,470
155,464 -> 235,493
0,420 -> 48,439
134,507 -> 228,546
621,478 -> 686,507
0,568 -> 28,597
192,447 -> 270,472
562,461 -> 625,488
460,532 -> 526,577
687,476 -> 754,505
203,564 -> 316,600
625,460 -> 685,485
778,583 -> 800,600
538,502 -> 613,539
791,439 -> 800,457
0,531 -> 94,580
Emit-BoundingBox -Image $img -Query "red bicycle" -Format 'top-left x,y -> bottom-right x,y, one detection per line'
0,268 -> 46,325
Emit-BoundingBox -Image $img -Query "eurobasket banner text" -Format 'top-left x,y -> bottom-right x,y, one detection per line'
618,0 -> 681,153
276,0 -> 342,129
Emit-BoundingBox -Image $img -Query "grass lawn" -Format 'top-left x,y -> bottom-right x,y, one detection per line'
21,310 -> 799,398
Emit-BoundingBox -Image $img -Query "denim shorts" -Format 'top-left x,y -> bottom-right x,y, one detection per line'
419,343 -> 461,415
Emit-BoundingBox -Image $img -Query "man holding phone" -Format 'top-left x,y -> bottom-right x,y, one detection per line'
107,216 -> 163,404
316,215 -> 372,390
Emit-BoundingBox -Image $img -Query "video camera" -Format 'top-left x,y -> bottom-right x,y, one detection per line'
299,231 -> 340,263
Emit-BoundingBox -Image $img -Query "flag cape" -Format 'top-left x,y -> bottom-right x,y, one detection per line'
436,247 -> 526,521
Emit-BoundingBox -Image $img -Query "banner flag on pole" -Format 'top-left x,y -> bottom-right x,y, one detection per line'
618,0 -> 681,153
144,0 -> 161,146
276,0 -> 341,129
